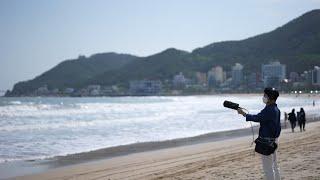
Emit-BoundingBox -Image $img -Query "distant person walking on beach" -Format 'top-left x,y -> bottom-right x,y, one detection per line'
288,109 -> 297,133
297,111 -> 301,131
284,112 -> 288,128
237,88 -> 281,180
298,108 -> 306,131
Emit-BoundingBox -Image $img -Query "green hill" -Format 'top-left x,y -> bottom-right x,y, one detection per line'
6,9 -> 320,96
192,9 -> 320,73
7,53 -> 137,96
87,9 -> 320,87
86,48 -> 194,87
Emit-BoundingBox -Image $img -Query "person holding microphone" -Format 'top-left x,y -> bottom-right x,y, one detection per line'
237,87 -> 281,180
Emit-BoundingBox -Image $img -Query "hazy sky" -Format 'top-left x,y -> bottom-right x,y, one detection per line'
0,0 -> 319,90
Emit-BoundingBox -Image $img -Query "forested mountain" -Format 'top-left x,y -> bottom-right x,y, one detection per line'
7,9 -> 320,96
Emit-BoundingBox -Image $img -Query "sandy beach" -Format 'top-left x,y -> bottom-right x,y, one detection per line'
12,119 -> 320,180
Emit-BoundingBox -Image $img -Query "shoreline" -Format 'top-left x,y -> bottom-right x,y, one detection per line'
0,125 -> 260,179
1,116 -> 320,179
12,119 -> 320,180
3,92 -> 320,98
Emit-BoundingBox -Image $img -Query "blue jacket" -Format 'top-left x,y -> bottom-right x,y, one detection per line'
245,103 -> 281,138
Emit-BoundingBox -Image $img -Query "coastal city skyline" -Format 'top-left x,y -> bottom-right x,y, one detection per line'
8,61 -> 319,97
1,0 -> 320,90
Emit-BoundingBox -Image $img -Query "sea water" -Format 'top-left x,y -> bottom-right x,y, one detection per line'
0,94 -> 318,163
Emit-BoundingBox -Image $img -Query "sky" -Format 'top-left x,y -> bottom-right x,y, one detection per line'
0,0 -> 320,90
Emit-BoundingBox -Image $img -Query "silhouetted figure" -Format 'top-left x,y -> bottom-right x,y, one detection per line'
297,111 -> 301,131
288,109 -> 297,132
313,100 -> 315,107
298,108 -> 306,131
284,112 -> 288,128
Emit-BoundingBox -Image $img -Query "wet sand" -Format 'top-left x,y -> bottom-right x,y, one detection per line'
13,119 -> 320,180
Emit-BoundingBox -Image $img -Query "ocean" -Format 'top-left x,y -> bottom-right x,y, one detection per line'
0,94 -> 318,163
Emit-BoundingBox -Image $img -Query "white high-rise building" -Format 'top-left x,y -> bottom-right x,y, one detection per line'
212,66 -> 224,83
312,66 -> 320,86
207,66 -> 224,88
231,63 -> 243,86
262,61 -> 286,87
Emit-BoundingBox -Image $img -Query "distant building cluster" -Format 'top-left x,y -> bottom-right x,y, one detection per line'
129,80 -> 162,95
34,84 -> 120,97
30,60 -> 320,96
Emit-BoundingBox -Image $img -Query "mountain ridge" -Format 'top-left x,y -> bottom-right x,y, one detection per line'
6,9 -> 320,96
8,53 -> 138,95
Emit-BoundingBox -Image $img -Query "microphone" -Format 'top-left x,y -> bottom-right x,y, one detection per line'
223,101 -> 254,145
223,101 -> 240,110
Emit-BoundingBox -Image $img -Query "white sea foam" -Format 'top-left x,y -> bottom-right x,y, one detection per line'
0,95 -> 319,163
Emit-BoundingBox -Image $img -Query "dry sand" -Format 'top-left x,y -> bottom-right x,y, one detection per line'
14,120 -> 320,180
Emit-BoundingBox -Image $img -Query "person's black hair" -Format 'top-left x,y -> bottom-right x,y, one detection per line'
264,87 -> 279,101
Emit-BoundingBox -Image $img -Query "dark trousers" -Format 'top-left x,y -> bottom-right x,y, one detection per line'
290,121 -> 296,132
299,120 -> 306,131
